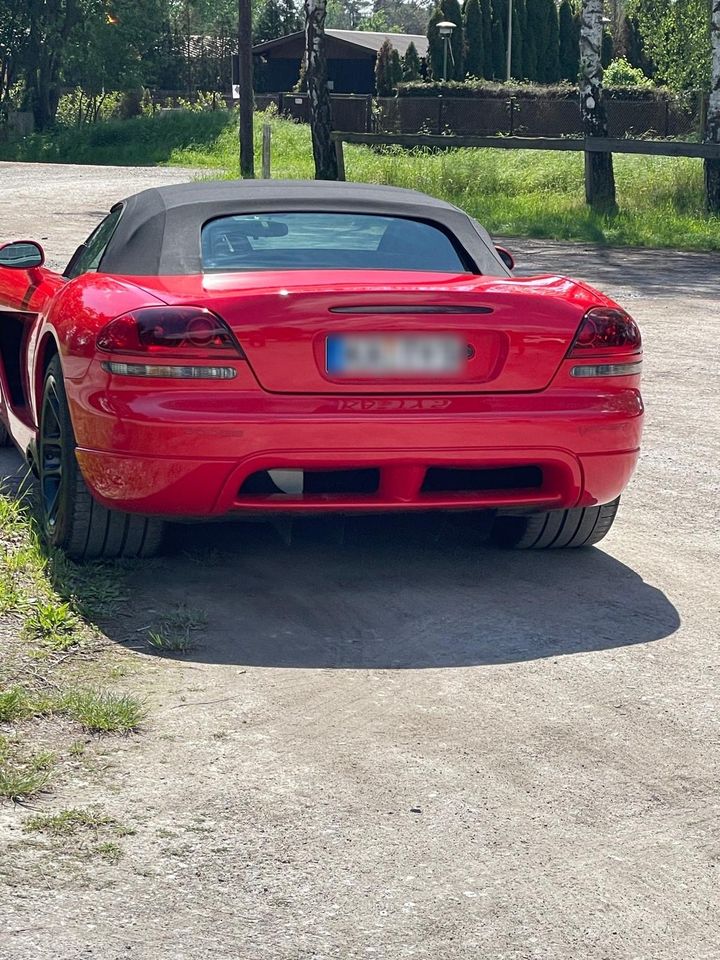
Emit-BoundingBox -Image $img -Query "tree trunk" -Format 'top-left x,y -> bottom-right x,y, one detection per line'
304,0 -> 338,180
705,0 -> 720,213
579,0 -> 617,214
238,0 -> 255,178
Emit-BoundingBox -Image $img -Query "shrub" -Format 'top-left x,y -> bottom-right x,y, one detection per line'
604,58 -> 654,90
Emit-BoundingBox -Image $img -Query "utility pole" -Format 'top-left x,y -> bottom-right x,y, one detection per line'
238,0 -> 254,178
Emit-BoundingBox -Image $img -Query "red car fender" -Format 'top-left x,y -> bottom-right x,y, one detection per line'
28,274 -> 169,422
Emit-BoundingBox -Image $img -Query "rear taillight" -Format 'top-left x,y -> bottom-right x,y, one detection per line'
96,306 -> 244,358
567,307 -> 641,358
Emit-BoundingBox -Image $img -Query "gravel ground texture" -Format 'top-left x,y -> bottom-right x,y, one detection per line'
0,162 -> 718,960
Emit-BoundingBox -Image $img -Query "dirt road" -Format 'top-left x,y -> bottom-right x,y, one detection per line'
1,163 -> 718,960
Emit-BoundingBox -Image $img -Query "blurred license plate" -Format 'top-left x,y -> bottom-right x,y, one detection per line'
326,334 -> 464,376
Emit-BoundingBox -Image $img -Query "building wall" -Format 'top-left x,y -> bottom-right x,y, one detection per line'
256,57 -> 376,94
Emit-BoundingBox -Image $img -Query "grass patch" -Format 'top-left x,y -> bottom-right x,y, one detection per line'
0,110 -> 231,166
0,736 -> 54,801
24,806 -> 129,862
145,604 -> 206,655
25,806 -> 114,835
23,600 -> 81,650
0,687 -> 54,722
59,689 -> 147,733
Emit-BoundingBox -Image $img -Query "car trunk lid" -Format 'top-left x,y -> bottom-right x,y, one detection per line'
129,270 -> 593,394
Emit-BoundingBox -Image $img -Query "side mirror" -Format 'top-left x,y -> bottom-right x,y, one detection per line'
0,240 -> 45,270
495,246 -> 514,271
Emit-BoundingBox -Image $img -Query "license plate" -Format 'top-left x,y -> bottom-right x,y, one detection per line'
326,334 -> 465,377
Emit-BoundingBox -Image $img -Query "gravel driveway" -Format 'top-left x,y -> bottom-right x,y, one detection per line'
1,162 -> 718,960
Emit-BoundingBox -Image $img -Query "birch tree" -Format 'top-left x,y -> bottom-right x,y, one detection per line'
706,0 -> 720,213
304,0 -> 337,180
579,0 -> 617,212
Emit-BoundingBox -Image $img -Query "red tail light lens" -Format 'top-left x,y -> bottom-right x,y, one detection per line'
568,307 -> 641,358
96,307 -> 244,357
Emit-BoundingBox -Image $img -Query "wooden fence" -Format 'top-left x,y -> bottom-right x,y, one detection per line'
330,132 -> 720,184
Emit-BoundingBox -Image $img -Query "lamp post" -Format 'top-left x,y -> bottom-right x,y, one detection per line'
437,21 -> 456,81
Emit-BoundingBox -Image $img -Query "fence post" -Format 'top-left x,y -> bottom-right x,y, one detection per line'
334,137 -> 346,181
509,97 -> 515,136
664,99 -> 670,137
438,98 -> 443,135
261,123 -> 271,178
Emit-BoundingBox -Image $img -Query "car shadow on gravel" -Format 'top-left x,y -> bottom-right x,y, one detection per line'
116,514 -> 680,670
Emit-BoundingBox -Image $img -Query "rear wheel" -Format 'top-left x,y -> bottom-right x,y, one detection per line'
491,498 -> 620,550
38,356 -> 164,560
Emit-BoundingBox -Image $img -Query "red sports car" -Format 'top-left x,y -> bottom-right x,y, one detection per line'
0,180 -> 643,560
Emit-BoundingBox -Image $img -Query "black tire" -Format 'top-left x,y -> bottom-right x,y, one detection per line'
38,356 -> 164,561
0,422 -> 9,446
491,498 -> 620,550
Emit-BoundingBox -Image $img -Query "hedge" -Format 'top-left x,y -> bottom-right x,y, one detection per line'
396,80 -> 681,102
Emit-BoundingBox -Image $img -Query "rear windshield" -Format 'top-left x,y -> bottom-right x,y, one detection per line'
200,213 -> 472,273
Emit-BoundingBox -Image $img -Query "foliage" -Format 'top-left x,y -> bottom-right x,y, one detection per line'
511,0 -> 524,80
253,0 -> 302,44
601,29 -> 614,70
427,6 -> 445,80
558,0 -> 580,83
537,0 -> 561,82
463,0 -> 484,80
604,58 -> 653,89
397,77 -> 673,101
427,0 -> 464,81
375,40 -> 402,97
490,0 -> 506,79
402,41 -> 422,81
628,0 -> 711,91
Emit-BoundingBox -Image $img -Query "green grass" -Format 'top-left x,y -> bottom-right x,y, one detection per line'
59,689 -> 147,733
24,806 -> 128,862
1,109 -> 717,250
0,684 -> 146,733
23,600 -> 80,650
0,736 -> 54,801
145,604 -> 207,655
25,806 -> 114,835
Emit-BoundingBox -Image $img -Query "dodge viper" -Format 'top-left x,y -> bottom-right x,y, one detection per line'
0,180 -> 643,560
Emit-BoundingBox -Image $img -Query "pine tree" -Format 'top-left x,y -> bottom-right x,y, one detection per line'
601,29 -> 613,69
491,0 -> 507,80
427,6 -> 445,79
390,47 -> 403,89
402,40 -> 422,80
535,0 -> 560,83
523,0 -> 539,80
511,0 -> 523,78
464,0 -> 485,79
479,0 -> 494,80
441,0 -> 465,80
375,40 -> 393,96
558,0 -> 579,82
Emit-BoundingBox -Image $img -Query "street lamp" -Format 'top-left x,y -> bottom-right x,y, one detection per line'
437,21 -> 456,82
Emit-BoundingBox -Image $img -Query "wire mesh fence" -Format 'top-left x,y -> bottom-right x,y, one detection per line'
374,95 -> 704,140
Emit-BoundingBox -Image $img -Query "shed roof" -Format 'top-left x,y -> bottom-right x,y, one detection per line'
253,29 -> 428,59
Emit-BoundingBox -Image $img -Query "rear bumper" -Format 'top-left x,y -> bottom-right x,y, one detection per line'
70,381 -> 643,517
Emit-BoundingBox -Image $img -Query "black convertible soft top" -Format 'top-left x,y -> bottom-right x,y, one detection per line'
99,179 -> 510,278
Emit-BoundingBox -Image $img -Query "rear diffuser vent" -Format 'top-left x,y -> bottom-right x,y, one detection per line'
421,466 -> 543,493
